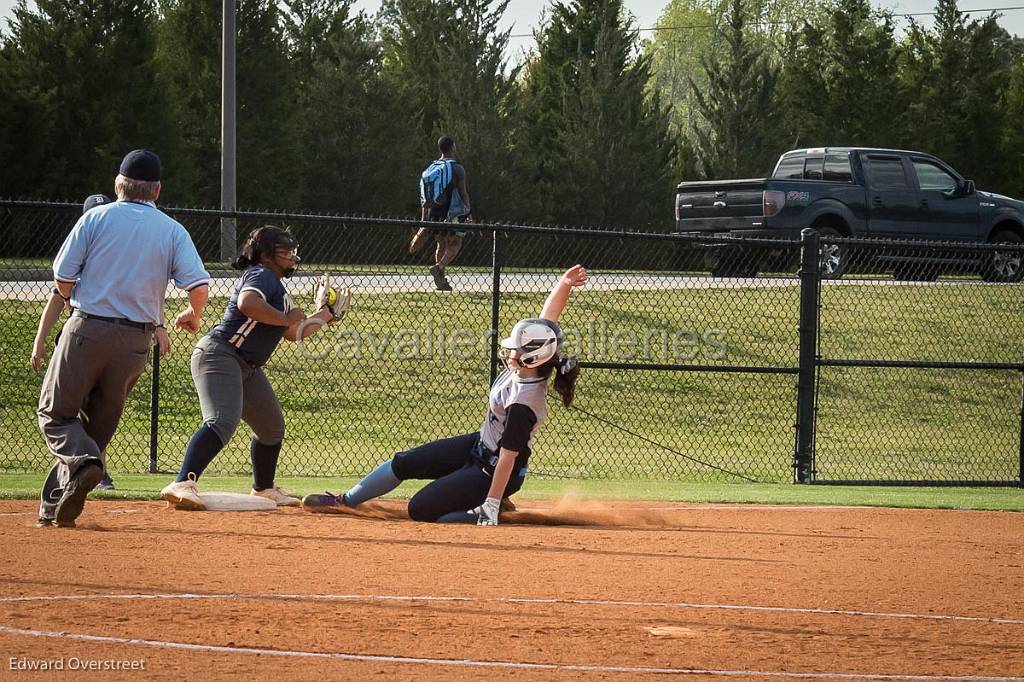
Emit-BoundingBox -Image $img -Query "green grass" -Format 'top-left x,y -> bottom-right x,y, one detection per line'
0,473 -> 1020,511
1,277 -> 1022,484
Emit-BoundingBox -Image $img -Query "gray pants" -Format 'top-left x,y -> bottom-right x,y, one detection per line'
191,336 -> 284,446
37,314 -> 152,519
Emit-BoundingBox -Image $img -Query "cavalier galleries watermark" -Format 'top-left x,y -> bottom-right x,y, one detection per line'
295,319 -> 728,362
9,657 -> 146,672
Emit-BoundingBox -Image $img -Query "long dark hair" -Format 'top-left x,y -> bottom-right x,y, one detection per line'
538,353 -> 581,408
231,226 -> 295,270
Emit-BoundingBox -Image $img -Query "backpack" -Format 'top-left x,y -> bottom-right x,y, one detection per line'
420,159 -> 454,210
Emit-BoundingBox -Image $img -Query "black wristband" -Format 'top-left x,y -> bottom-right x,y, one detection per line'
52,287 -> 70,302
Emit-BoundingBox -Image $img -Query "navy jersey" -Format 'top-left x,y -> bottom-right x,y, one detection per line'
209,265 -> 294,366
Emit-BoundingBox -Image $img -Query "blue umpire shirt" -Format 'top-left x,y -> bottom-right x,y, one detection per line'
52,200 -> 210,324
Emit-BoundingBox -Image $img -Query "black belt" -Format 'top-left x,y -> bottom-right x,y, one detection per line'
76,312 -> 150,330
473,440 -> 499,467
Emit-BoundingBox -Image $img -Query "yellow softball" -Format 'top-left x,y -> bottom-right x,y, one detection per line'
327,288 -> 337,306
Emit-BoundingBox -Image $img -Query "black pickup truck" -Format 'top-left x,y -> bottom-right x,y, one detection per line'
675,147 -> 1024,281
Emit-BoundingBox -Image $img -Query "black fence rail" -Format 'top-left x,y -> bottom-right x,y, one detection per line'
1,200 -> 1021,485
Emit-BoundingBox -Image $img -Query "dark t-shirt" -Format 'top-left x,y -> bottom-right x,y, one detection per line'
209,265 -> 293,366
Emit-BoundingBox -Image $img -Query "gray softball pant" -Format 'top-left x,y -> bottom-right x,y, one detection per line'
191,335 -> 285,446
37,313 -> 152,519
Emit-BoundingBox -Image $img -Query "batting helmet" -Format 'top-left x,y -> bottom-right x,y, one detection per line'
500,318 -> 563,368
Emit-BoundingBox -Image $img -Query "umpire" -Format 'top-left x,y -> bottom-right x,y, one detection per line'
36,149 -> 210,528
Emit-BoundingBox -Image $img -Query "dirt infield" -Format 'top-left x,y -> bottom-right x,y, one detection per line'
1,498 -> 1022,681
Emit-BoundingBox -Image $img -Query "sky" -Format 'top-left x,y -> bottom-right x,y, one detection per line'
0,0 -> 1021,45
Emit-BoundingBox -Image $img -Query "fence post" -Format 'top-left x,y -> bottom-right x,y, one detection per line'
1018,371 -> 1023,488
794,228 -> 820,483
148,344 -> 160,474
489,229 -> 503,385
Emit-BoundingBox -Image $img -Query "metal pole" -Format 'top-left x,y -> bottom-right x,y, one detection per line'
1018,370 -> 1023,488
149,345 -> 160,474
793,228 -> 820,483
220,0 -> 237,262
489,229 -> 503,384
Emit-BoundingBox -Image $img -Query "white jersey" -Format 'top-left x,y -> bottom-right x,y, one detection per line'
479,369 -> 549,453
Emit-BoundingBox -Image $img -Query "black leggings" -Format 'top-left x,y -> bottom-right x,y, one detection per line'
392,432 -> 525,522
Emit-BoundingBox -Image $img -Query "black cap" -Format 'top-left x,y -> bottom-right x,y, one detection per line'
119,149 -> 161,182
82,193 -> 111,214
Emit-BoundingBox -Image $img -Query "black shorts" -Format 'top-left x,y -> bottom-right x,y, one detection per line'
427,209 -> 468,237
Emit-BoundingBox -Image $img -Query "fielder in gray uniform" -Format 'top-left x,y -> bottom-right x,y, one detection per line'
160,226 -> 346,511
303,264 -> 588,525
36,149 -> 210,528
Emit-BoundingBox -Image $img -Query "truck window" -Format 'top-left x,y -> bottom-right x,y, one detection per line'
775,156 -> 804,179
912,160 -> 957,192
823,154 -> 853,182
865,156 -> 910,189
804,157 -> 823,180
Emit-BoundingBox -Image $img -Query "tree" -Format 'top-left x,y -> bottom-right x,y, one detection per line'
690,0 -> 780,179
1002,58 -> 1024,197
0,0 -> 170,199
379,0 -> 521,219
901,0 -> 1016,189
519,0 -> 676,227
644,0 -> 826,143
776,0 -> 905,149
282,0 -> 409,213
236,0 -> 301,208
154,0 -> 221,206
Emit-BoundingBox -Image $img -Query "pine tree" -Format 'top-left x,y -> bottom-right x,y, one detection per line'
379,0 -> 520,219
901,0 -> 1016,188
282,0 -> 408,213
690,0 -> 780,179
520,0 -> 676,227
776,0 -> 904,149
1003,58 -> 1024,197
154,0 -> 221,206
644,0 -> 826,144
0,0 -> 170,199
236,0 -> 301,209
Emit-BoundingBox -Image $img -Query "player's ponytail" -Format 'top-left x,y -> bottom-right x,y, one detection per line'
539,353 -> 580,408
232,226 -> 292,270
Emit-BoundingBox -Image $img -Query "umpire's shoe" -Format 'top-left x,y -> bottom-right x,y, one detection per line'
54,462 -> 104,528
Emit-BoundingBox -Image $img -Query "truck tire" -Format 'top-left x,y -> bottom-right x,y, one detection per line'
816,227 -> 848,279
980,230 -> 1024,283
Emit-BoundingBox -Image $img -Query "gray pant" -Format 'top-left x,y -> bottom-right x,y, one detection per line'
191,336 -> 284,446
37,314 -> 152,519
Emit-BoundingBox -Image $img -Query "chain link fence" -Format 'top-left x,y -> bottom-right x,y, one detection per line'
1,200 -> 1021,484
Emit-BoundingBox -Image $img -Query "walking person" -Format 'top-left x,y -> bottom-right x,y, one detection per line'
30,193 -> 167,491
410,135 -> 472,291
36,150 -> 210,527
160,227 -> 348,511
303,265 -> 587,525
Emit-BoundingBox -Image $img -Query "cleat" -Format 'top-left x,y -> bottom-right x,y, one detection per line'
160,474 -> 205,511
54,463 -> 103,527
429,265 -> 447,290
252,486 -> 300,507
36,518 -> 53,528
94,472 -> 115,490
301,491 -> 351,514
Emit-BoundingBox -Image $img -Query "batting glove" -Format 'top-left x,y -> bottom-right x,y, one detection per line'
476,497 -> 500,526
